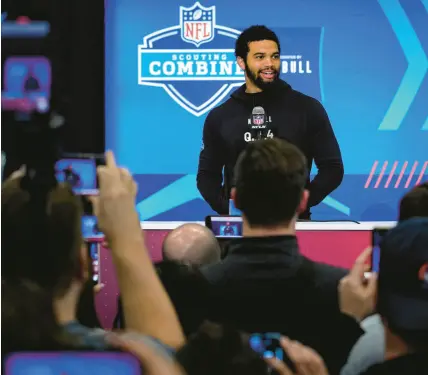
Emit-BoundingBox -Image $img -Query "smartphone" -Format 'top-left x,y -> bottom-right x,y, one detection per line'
371,228 -> 389,273
5,352 -> 141,375
1,14 -> 52,118
249,333 -> 296,373
55,153 -> 105,195
82,215 -> 104,242
88,242 -> 101,285
205,215 -> 243,238
1,13 -> 53,177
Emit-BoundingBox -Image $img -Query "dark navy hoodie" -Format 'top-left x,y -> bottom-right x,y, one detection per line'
197,80 -> 344,217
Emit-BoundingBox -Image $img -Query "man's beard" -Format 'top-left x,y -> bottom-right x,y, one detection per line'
245,64 -> 280,91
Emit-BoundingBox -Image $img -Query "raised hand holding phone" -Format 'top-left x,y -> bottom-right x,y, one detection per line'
90,151 -> 140,244
339,247 -> 378,322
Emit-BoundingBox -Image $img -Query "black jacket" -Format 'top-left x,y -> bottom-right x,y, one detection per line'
361,352 -> 427,375
201,236 -> 363,375
197,80 -> 344,216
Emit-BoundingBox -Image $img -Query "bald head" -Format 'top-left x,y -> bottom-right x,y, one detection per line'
162,224 -> 221,267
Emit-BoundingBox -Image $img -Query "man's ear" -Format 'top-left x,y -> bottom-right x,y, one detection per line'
296,189 -> 309,215
231,187 -> 240,209
237,56 -> 246,72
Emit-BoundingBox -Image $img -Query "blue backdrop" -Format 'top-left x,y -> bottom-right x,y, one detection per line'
105,0 -> 428,221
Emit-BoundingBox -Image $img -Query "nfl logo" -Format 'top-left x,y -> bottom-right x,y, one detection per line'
253,115 -> 264,125
180,2 -> 215,47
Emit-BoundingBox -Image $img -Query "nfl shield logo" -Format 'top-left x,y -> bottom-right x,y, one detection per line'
180,2 -> 215,47
253,115 -> 264,125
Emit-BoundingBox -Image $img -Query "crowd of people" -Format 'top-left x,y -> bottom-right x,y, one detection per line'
2,139 -> 428,375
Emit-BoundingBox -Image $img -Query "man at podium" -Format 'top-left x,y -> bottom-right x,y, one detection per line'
197,25 -> 344,219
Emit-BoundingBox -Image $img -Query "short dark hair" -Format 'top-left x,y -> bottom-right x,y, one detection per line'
2,178 -> 83,297
399,182 -> 428,221
235,25 -> 280,60
234,138 -> 307,226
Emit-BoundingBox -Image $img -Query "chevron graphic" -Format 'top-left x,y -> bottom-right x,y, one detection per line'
423,115 -> 428,130
322,196 -> 350,216
136,175 -> 201,220
136,173 -> 350,220
378,0 -> 428,131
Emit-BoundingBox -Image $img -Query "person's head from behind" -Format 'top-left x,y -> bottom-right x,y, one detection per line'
231,138 -> 308,231
235,25 -> 281,92
377,218 -> 428,353
2,280 -> 78,357
116,261 -> 212,336
156,261 -> 212,336
176,321 -> 269,375
2,174 -> 89,322
162,223 -> 221,267
399,182 -> 428,222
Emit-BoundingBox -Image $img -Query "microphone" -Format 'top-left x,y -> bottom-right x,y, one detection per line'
250,106 -> 268,140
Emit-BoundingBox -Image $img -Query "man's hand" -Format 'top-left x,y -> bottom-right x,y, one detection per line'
94,151 -> 185,349
264,337 -> 329,375
91,151 -> 140,243
339,247 -> 377,322
2,165 -> 26,185
8,165 -> 26,180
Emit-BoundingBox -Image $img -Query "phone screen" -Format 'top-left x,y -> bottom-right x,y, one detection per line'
371,228 -> 389,273
82,215 -> 104,242
1,14 -> 51,118
249,333 -> 296,373
1,12 -> 53,179
55,154 -> 104,195
205,216 -> 243,238
88,242 -> 100,285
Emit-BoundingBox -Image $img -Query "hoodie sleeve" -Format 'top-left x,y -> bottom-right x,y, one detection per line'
307,99 -> 344,207
197,111 -> 229,214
